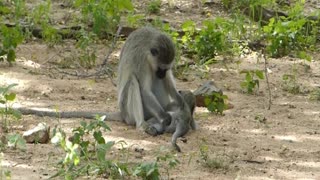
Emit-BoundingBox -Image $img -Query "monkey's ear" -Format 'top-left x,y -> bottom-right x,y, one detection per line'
150,48 -> 159,56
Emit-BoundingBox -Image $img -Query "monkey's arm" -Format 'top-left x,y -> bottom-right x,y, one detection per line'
141,89 -> 171,123
138,72 -> 171,125
165,71 -> 184,106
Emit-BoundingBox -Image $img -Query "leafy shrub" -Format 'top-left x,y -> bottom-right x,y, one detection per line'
263,2 -> 317,59
240,70 -> 264,94
0,26 -> 24,63
181,18 -> 236,64
194,20 -> 227,63
204,92 -> 228,115
30,0 -> 62,46
281,74 -> 301,94
51,116 -> 130,179
0,84 -> 25,151
147,0 -> 161,14
0,84 -> 22,132
133,161 -> 160,179
309,89 -> 320,101
133,149 -> 179,180
74,0 -> 134,36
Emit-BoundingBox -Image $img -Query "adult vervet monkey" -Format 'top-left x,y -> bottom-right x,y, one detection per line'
6,27 -> 183,136
117,27 -> 183,135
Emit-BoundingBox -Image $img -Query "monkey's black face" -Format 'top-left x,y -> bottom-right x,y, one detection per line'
156,67 -> 167,79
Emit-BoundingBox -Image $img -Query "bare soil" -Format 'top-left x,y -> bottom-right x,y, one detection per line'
1,0 -> 320,180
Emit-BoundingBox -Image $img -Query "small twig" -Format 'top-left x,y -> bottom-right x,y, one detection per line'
54,66 -> 116,85
53,26 -> 123,86
262,49 -> 272,110
175,61 -> 195,69
100,26 -> 122,68
242,159 -> 264,164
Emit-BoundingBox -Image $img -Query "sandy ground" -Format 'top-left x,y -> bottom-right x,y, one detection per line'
1,0 -> 320,180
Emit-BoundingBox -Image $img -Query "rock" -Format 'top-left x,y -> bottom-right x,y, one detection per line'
23,123 -> 50,143
193,80 -> 234,109
193,81 -> 223,107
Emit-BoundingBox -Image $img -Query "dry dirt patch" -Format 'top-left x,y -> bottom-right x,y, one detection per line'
1,54 -> 320,179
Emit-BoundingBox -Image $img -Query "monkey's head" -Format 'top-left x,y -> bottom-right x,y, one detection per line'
179,90 -> 196,114
149,34 -> 175,79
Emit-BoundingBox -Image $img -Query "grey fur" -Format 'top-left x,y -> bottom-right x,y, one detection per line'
117,27 -> 183,135
147,90 -> 196,152
166,90 -> 196,152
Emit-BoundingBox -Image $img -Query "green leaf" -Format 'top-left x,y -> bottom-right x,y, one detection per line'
245,72 -> 252,82
181,20 -> 195,32
7,133 -> 26,150
298,51 -> 312,62
239,70 -> 248,74
207,102 -> 215,112
4,93 -> 16,101
93,131 -> 105,144
0,84 -> 18,95
9,108 -> 22,119
204,96 -> 211,106
80,121 -> 87,128
240,82 -> 248,88
217,102 -> 225,114
255,70 -> 264,79
96,141 -> 115,161
221,95 -> 228,100
118,0 -> 134,11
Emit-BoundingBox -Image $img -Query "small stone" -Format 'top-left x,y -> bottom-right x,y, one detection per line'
23,123 -> 50,143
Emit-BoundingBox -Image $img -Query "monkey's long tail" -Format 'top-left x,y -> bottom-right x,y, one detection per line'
171,131 -> 182,152
11,107 -> 123,121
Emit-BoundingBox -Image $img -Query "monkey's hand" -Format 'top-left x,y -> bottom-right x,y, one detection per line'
161,112 -> 172,126
145,125 -> 159,136
142,121 -> 162,136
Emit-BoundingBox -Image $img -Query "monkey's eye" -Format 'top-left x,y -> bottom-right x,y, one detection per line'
150,48 -> 159,56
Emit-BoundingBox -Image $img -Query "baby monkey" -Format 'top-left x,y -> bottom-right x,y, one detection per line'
147,90 -> 196,152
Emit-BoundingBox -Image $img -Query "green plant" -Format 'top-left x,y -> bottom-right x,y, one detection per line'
309,88 -> 320,101
180,18 -> 236,64
0,1 -> 11,15
76,30 -> 98,68
281,74 -> 301,94
180,20 -> 196,56
0,153 -> 11,179
0,84 -> 22,132
133,161 -> 160,179
240,70 -> 264,94
147,0 -> 161,14
0,25 -> 24,63
133,149 -> 179,180
0,84 -> 25,152
51,116 -> 129,179
162,23 -> 183,65
199,141 -> 227,169
30,0 -> 62,46
74,0 -> 133,36
262,2 -> 317,59
195,20 -> 227,63
7,133 -> 26,150
204,92 -> 228,115
11,0 -> 27,19
126,13 -> 145,28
